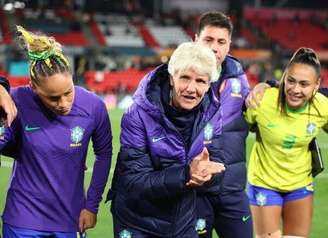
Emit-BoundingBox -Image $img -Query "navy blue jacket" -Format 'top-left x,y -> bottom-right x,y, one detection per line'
108,64 -> 223,237
198,55 -> 250,195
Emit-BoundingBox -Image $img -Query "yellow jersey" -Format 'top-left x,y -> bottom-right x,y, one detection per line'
244,88 -> 328,191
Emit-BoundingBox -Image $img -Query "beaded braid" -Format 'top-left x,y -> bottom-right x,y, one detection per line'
16,25 -> 71,85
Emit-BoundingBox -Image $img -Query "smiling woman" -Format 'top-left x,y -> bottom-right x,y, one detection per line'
244,47 -> 328,238
0,26 -> 113,238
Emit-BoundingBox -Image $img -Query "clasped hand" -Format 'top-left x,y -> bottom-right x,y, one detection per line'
187,147 -> 225,187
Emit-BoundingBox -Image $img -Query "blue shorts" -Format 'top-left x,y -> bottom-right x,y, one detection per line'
2,223 -> 87,238
247,183 -> 313,206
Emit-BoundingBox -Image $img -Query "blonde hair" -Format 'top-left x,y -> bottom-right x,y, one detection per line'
16,25 -> 71,84
168,42 -> 218,83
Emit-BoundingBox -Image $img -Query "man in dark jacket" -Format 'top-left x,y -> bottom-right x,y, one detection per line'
108,42 -> 226,237
194,11 -> 253,238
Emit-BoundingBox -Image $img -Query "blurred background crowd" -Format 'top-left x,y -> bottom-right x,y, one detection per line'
0,0 -> 328,109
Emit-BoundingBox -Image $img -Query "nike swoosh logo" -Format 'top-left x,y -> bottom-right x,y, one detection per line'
25,125 -> 41,132
197,230 -> 207,235
242,215 -> 251,222
152,136 -> 165,143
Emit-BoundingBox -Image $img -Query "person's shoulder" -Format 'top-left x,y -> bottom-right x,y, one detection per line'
315,91 -> 328,101
11,86 -> 33,103
224,55 -> 245,76
122,102 -> 142,121
75,86 -> 101,100
226,55 -> 242,65
261,88 -> 279,105
75,86 -> 104,106
314,92 -> 328,114
265,87 -> 278,96
73,86 -> 108,117
11,85 -> 32,95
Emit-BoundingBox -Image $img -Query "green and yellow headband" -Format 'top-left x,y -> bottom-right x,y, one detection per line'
16,25 -> 70,69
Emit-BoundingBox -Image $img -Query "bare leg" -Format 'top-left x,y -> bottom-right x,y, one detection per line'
282,195 -> 313,237
251,205 -> 282,238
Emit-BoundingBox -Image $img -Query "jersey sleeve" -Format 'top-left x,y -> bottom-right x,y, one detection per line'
240,73 -> 250,99
85,100 -> 112,214
0,75 -> 14,154
244,105 -> 258,126
318,88 -> 328,97
0,113 -> 20,157
0,76 -> 10,93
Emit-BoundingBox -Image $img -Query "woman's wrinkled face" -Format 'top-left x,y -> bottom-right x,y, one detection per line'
284,63 -> 320,109
170,69 -> 210,110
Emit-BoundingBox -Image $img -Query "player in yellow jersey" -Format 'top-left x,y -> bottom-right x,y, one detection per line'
244,47 -> 328,238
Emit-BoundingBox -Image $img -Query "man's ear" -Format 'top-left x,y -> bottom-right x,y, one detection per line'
194,34 -> 199,42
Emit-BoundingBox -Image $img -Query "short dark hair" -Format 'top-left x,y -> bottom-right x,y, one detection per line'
197,11 -> 233,36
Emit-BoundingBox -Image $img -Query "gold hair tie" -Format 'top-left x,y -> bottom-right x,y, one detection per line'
17,25 -> 69,68
17,25 -> 55,62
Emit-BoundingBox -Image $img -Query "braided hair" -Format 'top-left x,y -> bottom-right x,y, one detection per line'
16,25 -> 71,85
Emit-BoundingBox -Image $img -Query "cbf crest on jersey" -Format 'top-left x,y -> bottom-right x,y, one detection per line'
204,123 -> 213,144
306,122 -> 316,135
70,126 -> 85,147
230,78 -> 242,97
0,124 -> 5,140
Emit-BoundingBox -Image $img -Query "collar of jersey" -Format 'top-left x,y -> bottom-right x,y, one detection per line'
286,101 -> 308,113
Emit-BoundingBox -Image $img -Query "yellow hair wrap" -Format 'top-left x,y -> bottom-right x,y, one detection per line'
16,25 -> 69,67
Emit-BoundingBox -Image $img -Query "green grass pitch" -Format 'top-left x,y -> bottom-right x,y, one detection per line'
0,108 -> 327,237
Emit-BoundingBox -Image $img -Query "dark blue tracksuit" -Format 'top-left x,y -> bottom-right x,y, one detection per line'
108,65 -> 223,237
195,56 -> 253,238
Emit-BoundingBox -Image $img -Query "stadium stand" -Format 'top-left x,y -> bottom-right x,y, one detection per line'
146,19 -> 191,47
15,8 -> 88,46
84,68 -> 152,93
0,3 -> 327,93
0,9 -> 12,44
245,7 -> 328,50
94,14 -> 145,47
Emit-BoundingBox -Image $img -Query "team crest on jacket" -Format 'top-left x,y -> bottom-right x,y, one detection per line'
0,124 -> 4,140
230,78 -> 242,97
195,218 -> 207,234
119,229 -> 132,238
306,122 -> 316,135
70,126 -> 84,147
204,123 -> 213,144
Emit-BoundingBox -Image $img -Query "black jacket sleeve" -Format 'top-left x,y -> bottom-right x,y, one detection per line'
0,76 -> 10,93
319,88 -> 328,97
